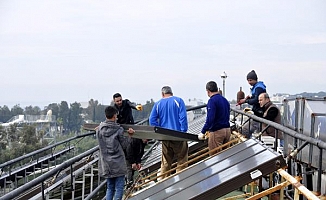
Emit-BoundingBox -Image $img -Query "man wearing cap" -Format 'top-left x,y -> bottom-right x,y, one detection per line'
238,70 -> 267,138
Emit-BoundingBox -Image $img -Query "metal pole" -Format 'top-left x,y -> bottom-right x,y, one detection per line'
223,79 -> 225,97
220,71 -> 227,97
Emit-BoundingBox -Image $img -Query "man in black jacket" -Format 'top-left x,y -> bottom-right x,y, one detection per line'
113,93 -> 146,187
113,93 -> 141,124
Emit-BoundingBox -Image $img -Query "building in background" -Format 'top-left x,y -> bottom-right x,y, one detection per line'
271,93 -> 290,103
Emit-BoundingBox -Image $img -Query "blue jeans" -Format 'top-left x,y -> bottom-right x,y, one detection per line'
106,175 -> 125,200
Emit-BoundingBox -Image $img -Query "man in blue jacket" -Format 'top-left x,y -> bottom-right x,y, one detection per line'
202,81 -> 231,156
149,86 -> 188,179
238,70 -> 267,138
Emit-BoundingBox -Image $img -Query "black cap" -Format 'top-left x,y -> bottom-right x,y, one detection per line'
247,70 -> 258,80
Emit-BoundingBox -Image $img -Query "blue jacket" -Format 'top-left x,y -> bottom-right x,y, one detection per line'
201,94 -> 230,133
97,120 -> 130,178
149,96 -> 188,132
246,81 -> 266,117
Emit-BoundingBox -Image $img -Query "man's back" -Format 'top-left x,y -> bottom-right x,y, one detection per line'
204,94 -> 230,131
149,96 -> 188,132
149,86 -> 189,178
202,81 -> 232,156
97,120 -> 127,178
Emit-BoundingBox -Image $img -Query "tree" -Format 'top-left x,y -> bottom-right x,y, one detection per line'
95,104 -> 106,122
0,105 -> 12,122
7,124 -> 19,144
85,99 -> 106,123
20,125 -> 39,154
132,99 -> 155,122
85,99 -> 98,123
68,102 -> 83,133
0,125 -> 7,151
58,101 -> 70,133
11,104 -> 24,116
24,105 -> 41,115
0,124 -> 47,164
21,125 -> 37,146
57,117 -> 64,134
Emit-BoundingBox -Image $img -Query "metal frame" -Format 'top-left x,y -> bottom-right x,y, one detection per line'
1,146 -> 99,200
231,106 -> 326,197
0,132 -> 95,197
2,102 -> 326,199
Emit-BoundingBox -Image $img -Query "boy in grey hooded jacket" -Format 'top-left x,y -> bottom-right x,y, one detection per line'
97,106 -> 134,200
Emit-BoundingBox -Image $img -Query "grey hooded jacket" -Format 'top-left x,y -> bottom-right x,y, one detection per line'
97,120 -> 130,178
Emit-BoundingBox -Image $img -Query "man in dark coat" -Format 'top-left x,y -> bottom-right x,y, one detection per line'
258,93 -> 284,146
97,106 -> 134,200
201,81 -> 231,156
113,93 -> 146,187
113,93 -> 140,124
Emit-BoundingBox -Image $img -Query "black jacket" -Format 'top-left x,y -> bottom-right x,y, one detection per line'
114,99 -> 137,124
114,99 -> 145,164
125,138 -> 146,164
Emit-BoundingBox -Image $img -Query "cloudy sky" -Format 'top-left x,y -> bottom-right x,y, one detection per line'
0,0 -> 325,108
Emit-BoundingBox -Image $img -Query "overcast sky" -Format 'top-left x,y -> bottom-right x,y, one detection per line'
0,0 -> 325,108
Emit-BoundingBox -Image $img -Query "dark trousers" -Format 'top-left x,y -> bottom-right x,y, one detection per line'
125,159 -> 135,184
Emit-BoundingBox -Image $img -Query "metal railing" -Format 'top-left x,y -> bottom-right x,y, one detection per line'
231,107 -> 326,196
0,132 -> 94,172
0,132 -> 96,197
1,146 -> 99,200
3,103 -> 325,199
